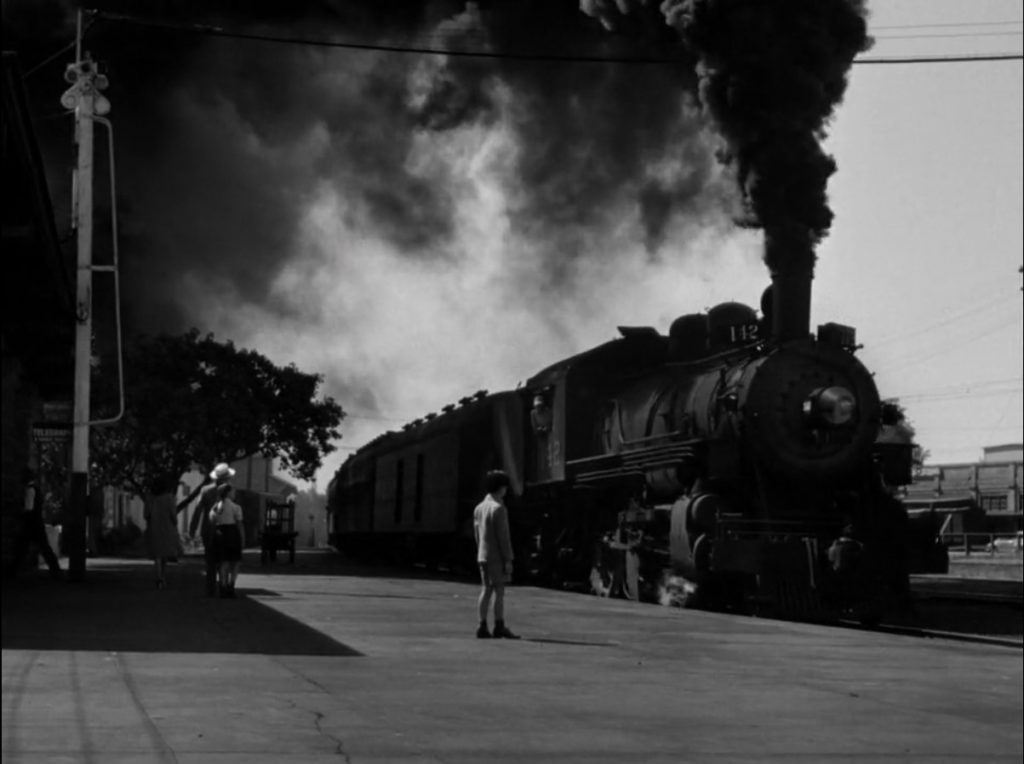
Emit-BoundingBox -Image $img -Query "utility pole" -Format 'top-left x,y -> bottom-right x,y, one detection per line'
60,12 -> 110,582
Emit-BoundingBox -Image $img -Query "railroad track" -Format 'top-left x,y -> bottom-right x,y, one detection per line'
841,578 -> 1024,648
839,619 -> 1024,649
910,575 -> 1023,606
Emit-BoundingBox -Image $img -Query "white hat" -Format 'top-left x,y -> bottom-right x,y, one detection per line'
210,463 -> 237,480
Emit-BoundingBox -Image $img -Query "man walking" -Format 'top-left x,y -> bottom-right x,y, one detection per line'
473,470 -> 519,639
189,462 -> 236,596
9,468 -> 62,580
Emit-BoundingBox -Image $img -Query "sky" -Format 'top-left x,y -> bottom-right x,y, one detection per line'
814,0 -> 1023,466
4,0 -> 1022,490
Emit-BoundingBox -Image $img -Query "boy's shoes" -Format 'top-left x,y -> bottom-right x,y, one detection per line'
493,623 -> 520,640
476,623 -> 492,639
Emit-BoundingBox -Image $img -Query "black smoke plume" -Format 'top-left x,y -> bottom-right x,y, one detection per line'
5,0 -> 871,463
660,0 -> 872,274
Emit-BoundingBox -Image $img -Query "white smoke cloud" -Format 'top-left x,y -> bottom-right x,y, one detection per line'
193,95 -> 767,489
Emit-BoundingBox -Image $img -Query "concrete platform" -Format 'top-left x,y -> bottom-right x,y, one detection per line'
3,551 -> 1022,763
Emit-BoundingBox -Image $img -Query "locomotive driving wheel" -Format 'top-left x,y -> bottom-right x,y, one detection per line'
588,542 -> 643,600
659,531 -> 711,608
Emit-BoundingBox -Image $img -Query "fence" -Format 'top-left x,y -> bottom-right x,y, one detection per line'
941,531 -> 1023,556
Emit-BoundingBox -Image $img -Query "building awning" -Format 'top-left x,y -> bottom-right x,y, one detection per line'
903,494 -> 976,514
2,52 -> 75,397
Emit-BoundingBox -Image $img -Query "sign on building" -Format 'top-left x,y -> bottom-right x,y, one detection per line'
32,423 -> 72,444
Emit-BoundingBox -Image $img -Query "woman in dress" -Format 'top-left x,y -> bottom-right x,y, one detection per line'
145,476 -> 181,588
209,483 -> 245,597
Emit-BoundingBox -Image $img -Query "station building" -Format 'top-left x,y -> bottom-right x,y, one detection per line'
902,443 -> 1024,538
2,52 -> 325,565
1,52 -> 76,565
97,455 -> 332,556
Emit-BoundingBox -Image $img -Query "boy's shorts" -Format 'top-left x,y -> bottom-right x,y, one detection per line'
478,560 -> 509,586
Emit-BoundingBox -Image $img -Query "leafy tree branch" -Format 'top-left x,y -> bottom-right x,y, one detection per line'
91,330 -> 344,499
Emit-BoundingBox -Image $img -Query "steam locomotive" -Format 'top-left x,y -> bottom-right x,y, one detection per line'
327,274 -> 943,621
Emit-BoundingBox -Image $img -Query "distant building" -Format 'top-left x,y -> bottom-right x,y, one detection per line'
177,456 -> 298,549
902,444 -> 1023,536
290,489 -> 329,550
983,443 -> 1023,464
98,455 -> 301,553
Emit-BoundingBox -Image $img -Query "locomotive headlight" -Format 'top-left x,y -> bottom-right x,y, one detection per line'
803,386 -> 857,427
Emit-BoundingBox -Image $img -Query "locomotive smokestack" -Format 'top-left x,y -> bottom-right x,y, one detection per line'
770,268 -> 812,343
766,230 -> 813,342
658,1 -> 870,344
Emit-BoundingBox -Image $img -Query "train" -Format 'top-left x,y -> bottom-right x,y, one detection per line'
326,273 -> 946,622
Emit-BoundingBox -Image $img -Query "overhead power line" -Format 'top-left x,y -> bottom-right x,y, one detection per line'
896,381 -> 1024,397
929,424 -> 1024,433
871,20 -> 1023,31
86,10 -> 1023,65
874,30 -> 1023,40
345,413 -> 413,424
893,376 -> 1024,396
869,292 -> 1021,350
891,385 -> 1023,403
855,52 -> 1022,64
22,40 -> 79,78
22,18 -> 100,78
89,11 -> 689,64
882,312 -> 1022,371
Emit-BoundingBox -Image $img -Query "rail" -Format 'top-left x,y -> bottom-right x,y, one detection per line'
839,620 -> 1024,649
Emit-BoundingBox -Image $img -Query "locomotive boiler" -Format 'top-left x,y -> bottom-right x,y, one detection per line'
328,274 -> 933,620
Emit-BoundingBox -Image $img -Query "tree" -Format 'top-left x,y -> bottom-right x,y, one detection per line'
90,330 -> 344,500
881,399 -> 928,475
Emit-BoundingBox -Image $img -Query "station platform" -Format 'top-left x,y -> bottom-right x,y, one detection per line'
3,550 -> 1022,763
946,553 -> 1024,581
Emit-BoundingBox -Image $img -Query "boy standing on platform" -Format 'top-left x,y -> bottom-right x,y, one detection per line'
473,470 -> 519,639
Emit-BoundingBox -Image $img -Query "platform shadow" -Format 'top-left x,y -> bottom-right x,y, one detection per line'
240,548 -> 479,584
1,559 -> 362,656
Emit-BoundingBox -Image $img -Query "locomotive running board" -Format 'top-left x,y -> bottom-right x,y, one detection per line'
567,438 -> 704,485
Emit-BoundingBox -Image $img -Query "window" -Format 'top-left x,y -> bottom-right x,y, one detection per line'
980,494 -> 1009,513
531,394 -> 552,434
394,460 -> 404,524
